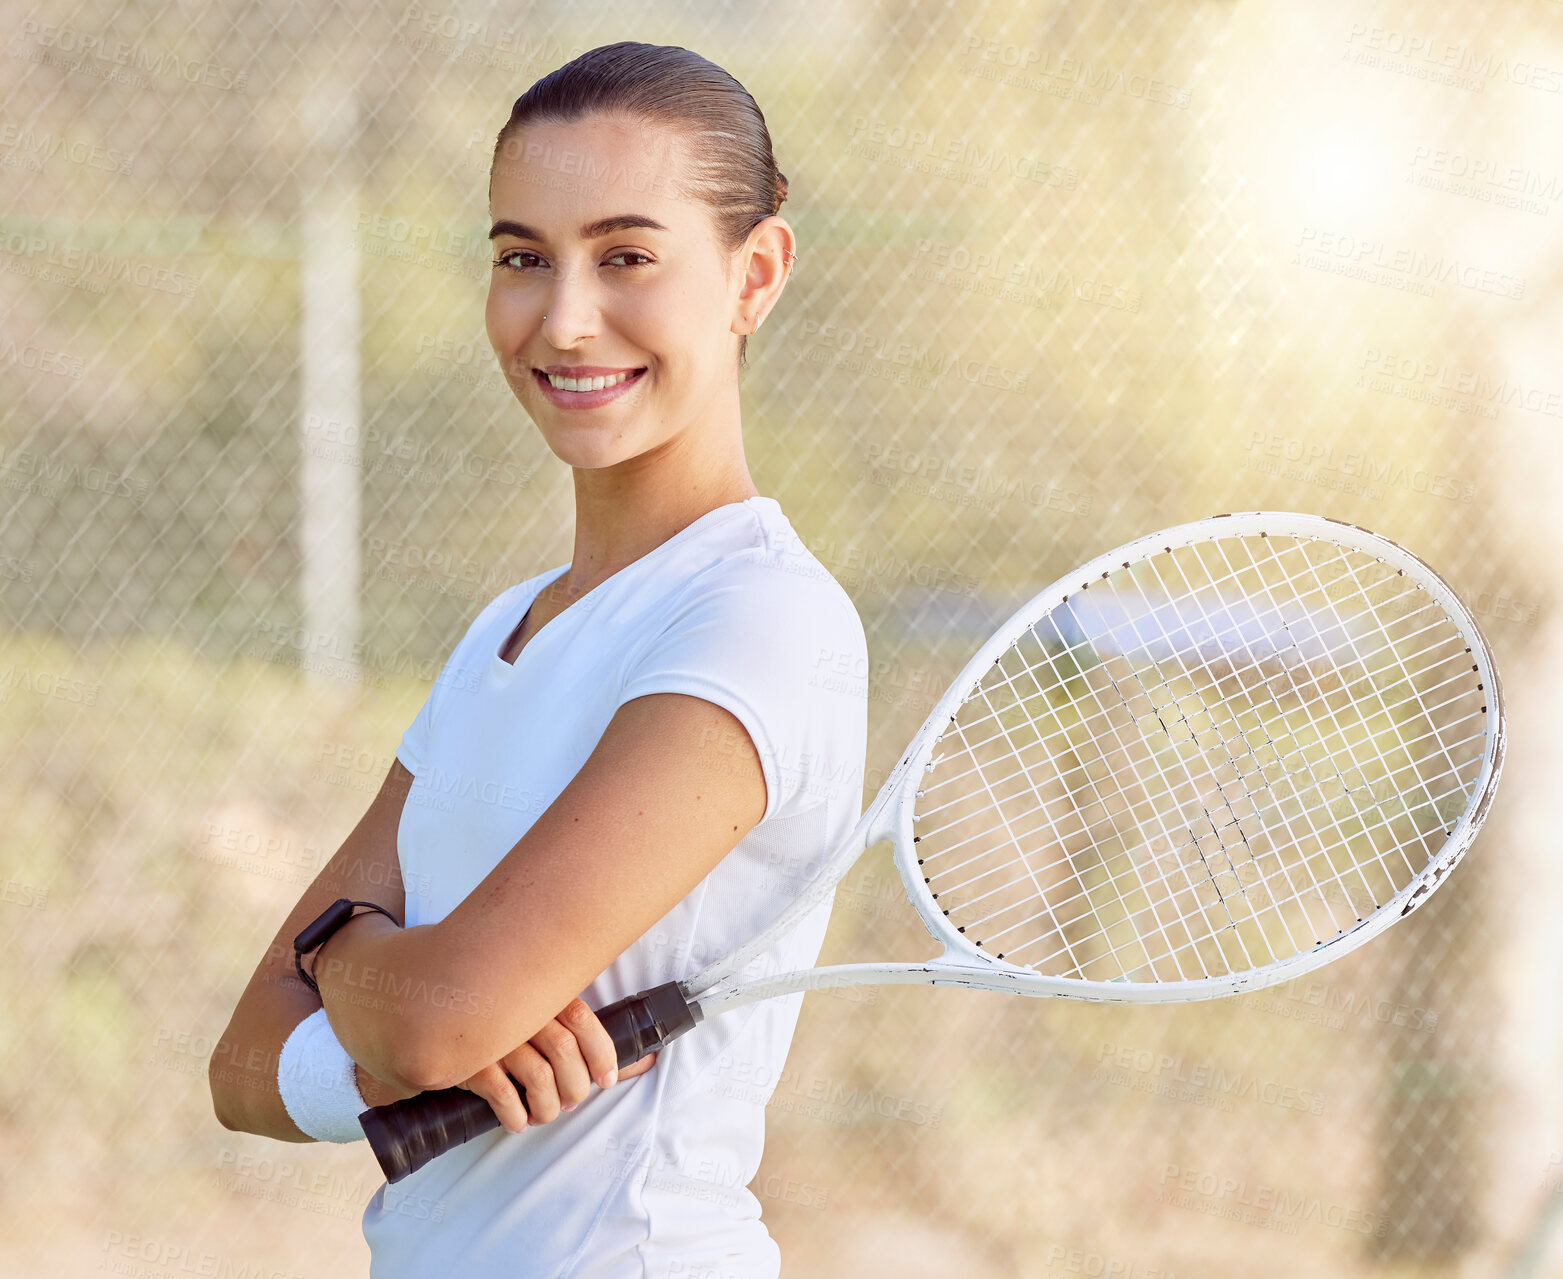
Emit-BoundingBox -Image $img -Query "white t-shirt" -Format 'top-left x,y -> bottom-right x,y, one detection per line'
363,496 -> 868,1279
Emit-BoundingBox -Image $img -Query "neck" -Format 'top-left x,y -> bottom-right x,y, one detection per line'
562,427 -> 760,592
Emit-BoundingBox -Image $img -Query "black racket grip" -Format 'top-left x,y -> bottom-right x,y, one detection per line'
359,980 -> 701,1184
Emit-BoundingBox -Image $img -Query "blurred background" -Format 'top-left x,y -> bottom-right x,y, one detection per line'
3,0 -> 1561,1274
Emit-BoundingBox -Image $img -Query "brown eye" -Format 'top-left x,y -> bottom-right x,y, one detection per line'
492,250 -> 542,272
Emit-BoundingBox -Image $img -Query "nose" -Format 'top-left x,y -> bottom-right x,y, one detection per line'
539,267 -> 600,348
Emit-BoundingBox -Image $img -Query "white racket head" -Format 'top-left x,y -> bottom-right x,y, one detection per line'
873,511 -> 1504,1003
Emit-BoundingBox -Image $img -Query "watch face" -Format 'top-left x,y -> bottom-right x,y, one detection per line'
296,898 -> 358,957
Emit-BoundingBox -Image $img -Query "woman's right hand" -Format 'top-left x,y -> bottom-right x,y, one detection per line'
457,997 -> 657,1133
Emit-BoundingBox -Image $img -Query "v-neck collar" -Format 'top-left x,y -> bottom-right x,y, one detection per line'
487,496 -> 777,681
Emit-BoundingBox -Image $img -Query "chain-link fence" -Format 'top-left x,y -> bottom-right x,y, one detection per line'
4,1 -> 1562,1275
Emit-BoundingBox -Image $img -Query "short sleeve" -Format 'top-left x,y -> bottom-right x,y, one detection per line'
615,556 -> 868,823
395,685 -> 437,776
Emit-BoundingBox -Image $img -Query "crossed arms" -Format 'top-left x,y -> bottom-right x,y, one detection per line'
209,692 -> 765,1140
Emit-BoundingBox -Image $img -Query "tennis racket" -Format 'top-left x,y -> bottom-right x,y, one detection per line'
361,510 -> 1505,1183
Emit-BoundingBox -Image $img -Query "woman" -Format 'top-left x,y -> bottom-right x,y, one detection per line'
210,41 -> 868,1279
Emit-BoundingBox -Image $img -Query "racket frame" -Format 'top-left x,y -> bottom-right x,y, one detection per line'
688,511 -> 1505,1017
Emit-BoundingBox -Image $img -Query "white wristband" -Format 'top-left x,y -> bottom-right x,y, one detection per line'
277,1007 -> 369,1143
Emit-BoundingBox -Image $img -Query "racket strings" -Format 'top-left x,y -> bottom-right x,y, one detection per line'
954,663 -> 1174,978
987,633 -> 1273,974
933,729 -> 1472,939
910,535 -> 1488,983
1079,543 -> 1473,969
976,592 -> 1348,979
1249,540 -> 1472,809
914,550 -> 1461,808
917,584 -> 1473,876
912,662 -> 1469,869
1068,537 -> 1476,971
915,655 -> 1476,858
1140,539 -> 1459,909
922,651 -> 1481,940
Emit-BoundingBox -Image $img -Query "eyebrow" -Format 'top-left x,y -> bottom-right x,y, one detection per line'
488,214 -> 670,242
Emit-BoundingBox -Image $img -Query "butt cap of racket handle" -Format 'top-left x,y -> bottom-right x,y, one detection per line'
360,1086 -> 499,1185
359,982 -> 701,1184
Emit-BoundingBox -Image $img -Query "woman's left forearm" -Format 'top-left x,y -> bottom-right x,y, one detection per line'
314,911 -> 507,1091
315,911 -> 427,1088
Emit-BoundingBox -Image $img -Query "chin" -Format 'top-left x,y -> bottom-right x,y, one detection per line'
532,427 -> 638,472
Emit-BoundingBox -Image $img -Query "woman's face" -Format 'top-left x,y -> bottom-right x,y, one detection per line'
486,113 -> 764,472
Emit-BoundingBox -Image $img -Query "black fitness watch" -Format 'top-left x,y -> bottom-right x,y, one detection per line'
293,898 -> 400,995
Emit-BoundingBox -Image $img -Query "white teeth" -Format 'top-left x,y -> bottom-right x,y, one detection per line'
544,370 -> 637,392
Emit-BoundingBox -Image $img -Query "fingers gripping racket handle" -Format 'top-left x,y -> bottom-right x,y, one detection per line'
359,981 -> 701,1184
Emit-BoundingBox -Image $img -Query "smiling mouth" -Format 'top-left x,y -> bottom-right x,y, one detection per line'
534,368 -> 647,393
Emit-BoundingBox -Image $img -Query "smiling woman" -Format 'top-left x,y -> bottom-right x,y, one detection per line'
482,105 -> 794,477
208,39 -> 865,1279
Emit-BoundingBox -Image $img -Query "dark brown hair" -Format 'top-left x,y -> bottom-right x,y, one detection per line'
491,42 -> 789,369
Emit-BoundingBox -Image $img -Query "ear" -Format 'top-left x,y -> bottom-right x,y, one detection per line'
730,216 -> 797,336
